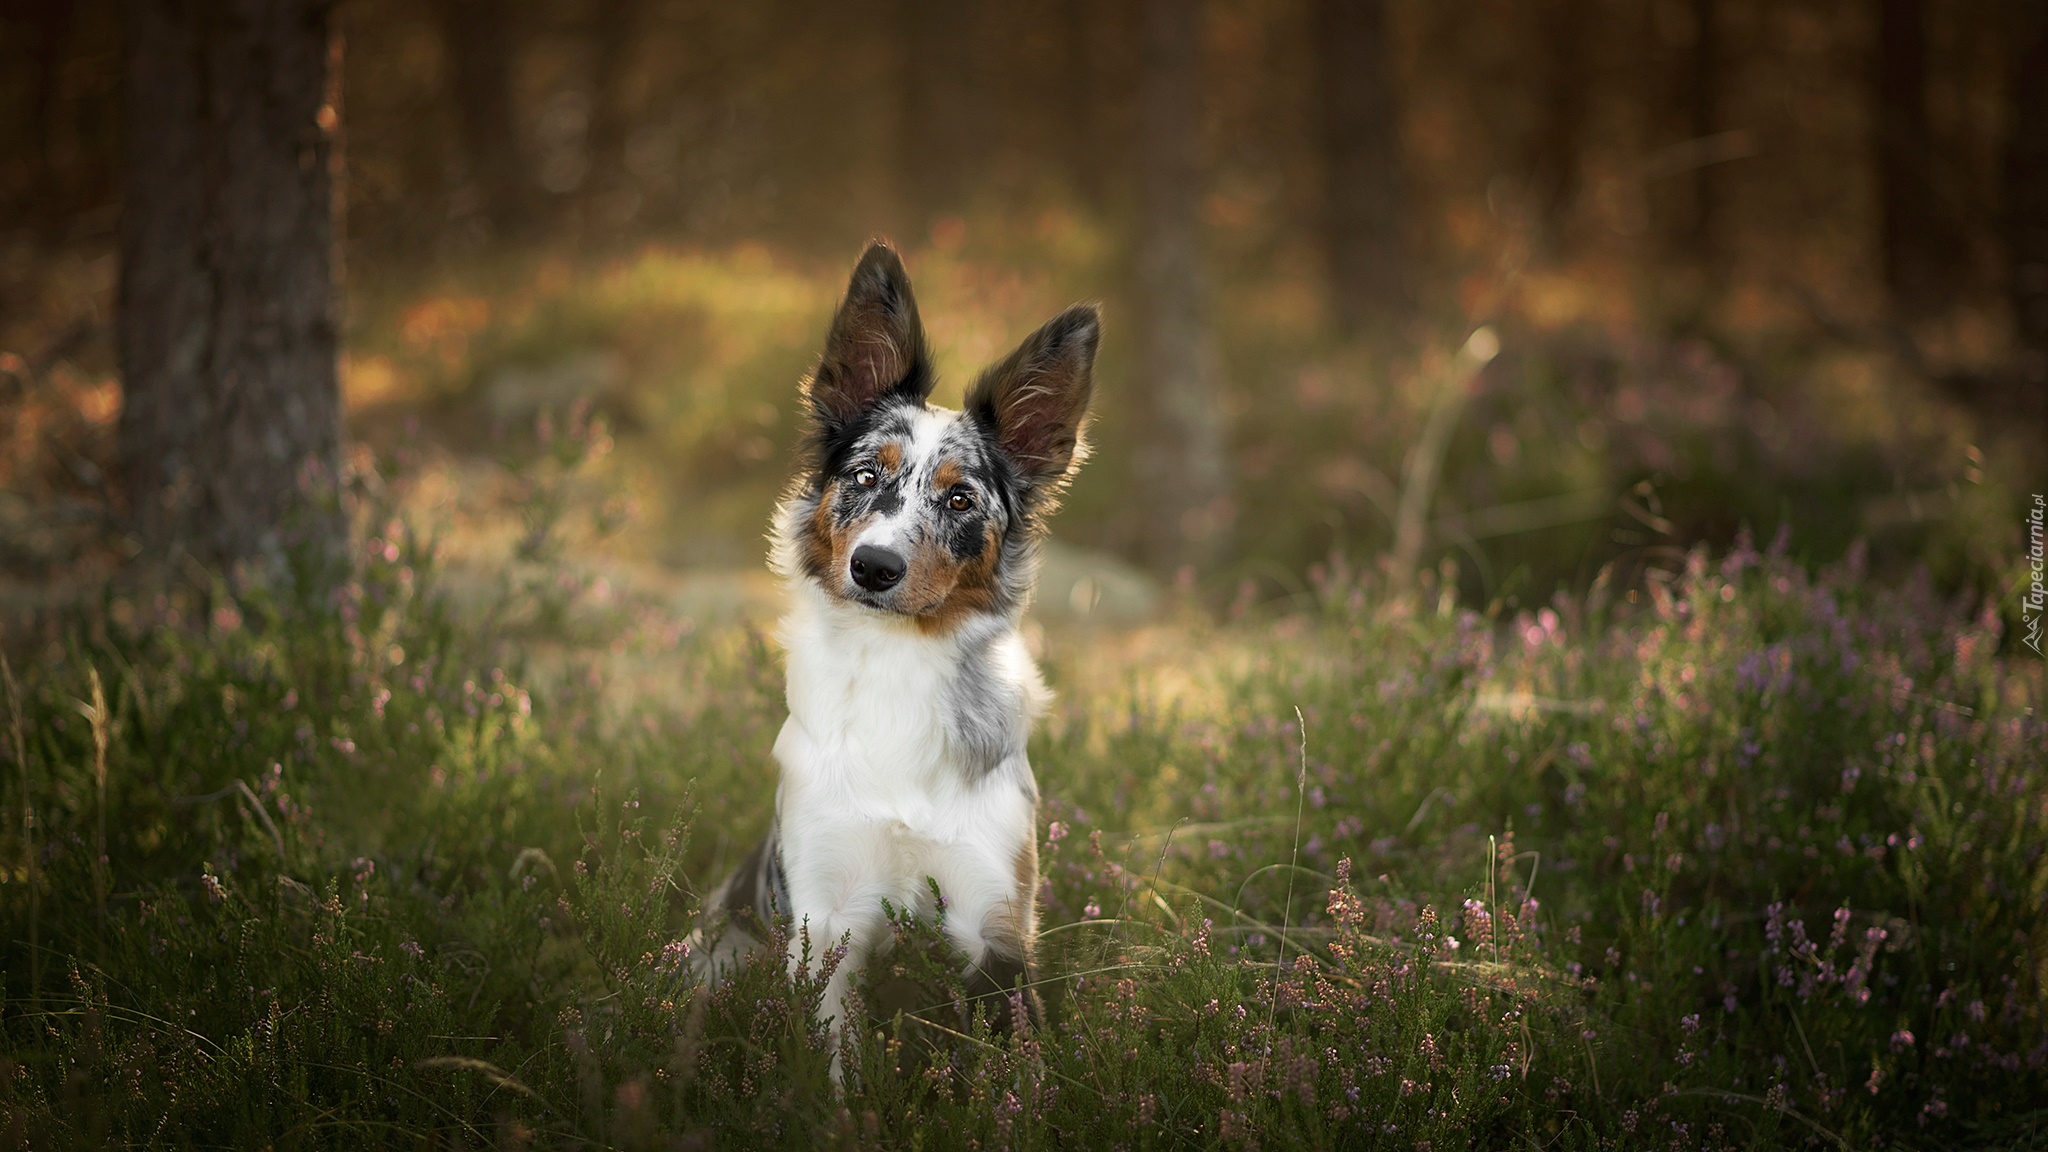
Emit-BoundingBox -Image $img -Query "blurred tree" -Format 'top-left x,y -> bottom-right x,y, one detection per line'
1314,0 -> 1410,339
2006,0 -> 2048,423
1056,0 -> 1112,209
1132,0 -> 1228,573
1876,0 -> 1952,321
896,0 -> 990,230
579,0 -> 639,237
1527,0 -> 1588,250
24,0 -> 78,239
117,0 -> 344,571
1684,0 -> 1721,269
431,0 -> 534,239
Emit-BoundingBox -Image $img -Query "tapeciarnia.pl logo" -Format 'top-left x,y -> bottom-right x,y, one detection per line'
2026,493 -> 2044,656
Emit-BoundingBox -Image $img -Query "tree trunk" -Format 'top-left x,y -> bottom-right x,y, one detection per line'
117,0 -> 344,575
1877,0 -> 1948,320
1057,0 -> 1108,209
1132,0 -> 1228,573
1685,0 -> 1720,265
896,0 -> 987,231
580,0 -> 638,237
1314,0 -> 1409,339
431,0 -> 532,240
29,0 -> 78,239
1528,0 -> 1587,250
2002,1 -> 2048,439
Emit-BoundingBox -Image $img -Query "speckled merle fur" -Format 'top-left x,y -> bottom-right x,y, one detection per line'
789,398 -> 1040,622
689,241 -> 1097,1054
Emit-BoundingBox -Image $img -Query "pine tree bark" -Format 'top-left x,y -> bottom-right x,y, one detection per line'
2005,1 -> 2048,425
117,0 -> 345,574
1528,0 -> 1587,250
579,0 -> 638,235
1876,0 -> 1949,320
896,0 -> 988,229
1685,0 -> 1720,265
1056,0 -> 1109,209
431,0 -> 532,240
1315,0 -> 1409,339
29,0 -> 79,238
1132,0 -> 1228,573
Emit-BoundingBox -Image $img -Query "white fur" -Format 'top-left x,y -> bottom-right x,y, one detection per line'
772,583 -> 1044,1034
758,405 -> 1048,1060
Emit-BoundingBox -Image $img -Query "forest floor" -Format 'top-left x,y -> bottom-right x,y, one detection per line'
0,465 -> 2042,1149
1,238 -> 2044,1147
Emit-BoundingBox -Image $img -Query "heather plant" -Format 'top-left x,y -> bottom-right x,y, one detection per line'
0,513 -> 2041,1148
1024,533 -> 2043,1146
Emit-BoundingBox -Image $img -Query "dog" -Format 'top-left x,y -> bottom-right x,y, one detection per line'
688,241 -> 1098,1060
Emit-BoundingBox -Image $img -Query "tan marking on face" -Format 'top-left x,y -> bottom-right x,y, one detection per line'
911,522 -> 1004,636
799,480 -> 839,578
895,530 -> 964,618
801,479 -> 873,592
877,442 -> 903,472
931,459 -> 964,491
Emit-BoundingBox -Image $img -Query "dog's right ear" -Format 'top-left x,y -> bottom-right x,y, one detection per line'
965,304 -> 1098,501
804,242 -> 933,433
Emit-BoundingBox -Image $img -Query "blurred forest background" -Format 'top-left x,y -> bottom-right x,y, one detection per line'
2,7 -> 2046,1141
0,0 -> 2043,622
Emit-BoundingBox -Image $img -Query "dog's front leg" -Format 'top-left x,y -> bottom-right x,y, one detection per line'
950,895 -> 1041,1035
785,861 -> 897,1084
933,830 -> 1043,1036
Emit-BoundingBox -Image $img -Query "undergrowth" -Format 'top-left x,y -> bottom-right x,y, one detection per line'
0,520 -> 2042,1149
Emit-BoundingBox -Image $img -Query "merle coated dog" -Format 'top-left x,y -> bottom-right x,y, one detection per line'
688,242 -> 1098,1069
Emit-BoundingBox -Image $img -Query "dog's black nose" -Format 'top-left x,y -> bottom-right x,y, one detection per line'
849,545 -> 906,592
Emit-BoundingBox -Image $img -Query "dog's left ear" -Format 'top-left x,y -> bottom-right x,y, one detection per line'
807,242 -> 934,430
966,304 -> 1099,497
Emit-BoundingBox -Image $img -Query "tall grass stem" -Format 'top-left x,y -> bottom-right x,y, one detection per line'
1267,706 -> 1308,1052
1389,328 -> 1498,592
1488,833 -> 1499,968
4,655 -> 33,1002
85,667 -> 109,948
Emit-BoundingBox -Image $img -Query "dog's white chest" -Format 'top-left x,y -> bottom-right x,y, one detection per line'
779,587 -> 1038,776
771,587 -> 1040,913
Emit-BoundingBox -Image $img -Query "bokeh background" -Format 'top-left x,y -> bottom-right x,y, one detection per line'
2,0 -> 2042,620
2,6 -> 2046,1141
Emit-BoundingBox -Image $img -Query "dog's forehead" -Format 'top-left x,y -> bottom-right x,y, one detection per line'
858,405 -> 988,481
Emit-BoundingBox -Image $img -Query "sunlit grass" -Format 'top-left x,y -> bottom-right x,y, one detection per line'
328,221 -> 2026,626
7,223 -> 2037,1146
1,462 -> 2040,1147
341,227 -> 1131,573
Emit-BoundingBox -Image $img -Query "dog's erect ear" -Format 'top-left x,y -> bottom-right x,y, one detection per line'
966,304 -> 1099,494
806,242 -> 933,429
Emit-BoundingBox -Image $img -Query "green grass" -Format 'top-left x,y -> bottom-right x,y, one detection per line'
0,504 -> 2042,1148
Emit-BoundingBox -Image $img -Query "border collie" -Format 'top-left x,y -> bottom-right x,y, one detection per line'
689,241 -> 1098,1058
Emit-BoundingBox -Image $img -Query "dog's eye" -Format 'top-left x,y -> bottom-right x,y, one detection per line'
854,467 -> 878,488
947,491 -> 974,512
